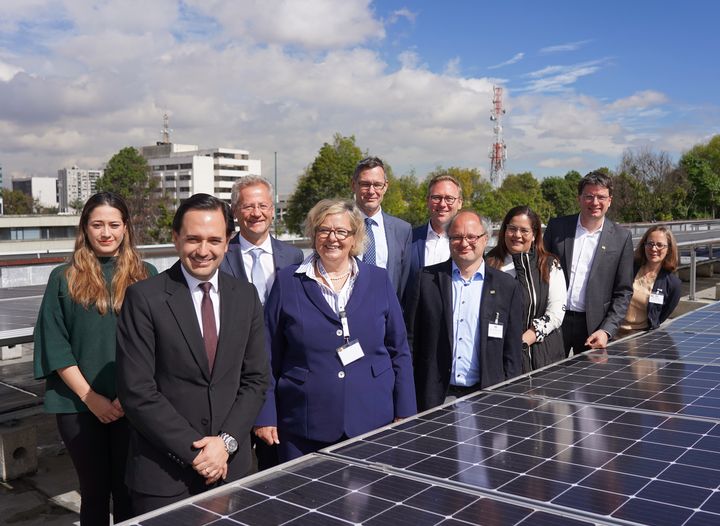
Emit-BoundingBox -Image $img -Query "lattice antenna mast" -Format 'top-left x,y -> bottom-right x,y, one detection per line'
161,113 -> 173,144
489,86 -> 507,188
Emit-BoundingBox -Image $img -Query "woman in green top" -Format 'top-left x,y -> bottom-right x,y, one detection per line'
34,192 -> 156,525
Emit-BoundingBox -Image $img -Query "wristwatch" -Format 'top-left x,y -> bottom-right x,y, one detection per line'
219,432 -> 238,455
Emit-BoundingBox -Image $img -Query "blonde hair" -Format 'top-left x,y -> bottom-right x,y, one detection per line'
305,199 -> 366,257
66,192 -> 149,315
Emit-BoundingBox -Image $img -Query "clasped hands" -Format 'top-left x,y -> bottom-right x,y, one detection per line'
192,436 -> 229,485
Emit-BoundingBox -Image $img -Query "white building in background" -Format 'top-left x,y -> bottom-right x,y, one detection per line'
139,142 -> 261,207
12,176 -> 58,209
58,166 -> 104,213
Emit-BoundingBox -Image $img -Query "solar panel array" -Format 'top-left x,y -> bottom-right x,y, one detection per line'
123,303 -> 720,526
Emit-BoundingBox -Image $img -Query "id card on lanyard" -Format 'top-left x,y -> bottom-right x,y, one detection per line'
336,309 -> 364,366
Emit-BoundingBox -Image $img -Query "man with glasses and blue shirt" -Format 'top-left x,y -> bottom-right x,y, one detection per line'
351,156 -> 412,300
405,210 -> 523,411
406,173 -> 463,302
543,171 -> 633,357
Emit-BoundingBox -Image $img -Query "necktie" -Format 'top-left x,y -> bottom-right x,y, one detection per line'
364,217 -> 376,266
250,247 -> 267,303
199,282 -> 217,372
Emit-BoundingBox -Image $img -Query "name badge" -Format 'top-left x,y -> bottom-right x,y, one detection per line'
488,323 -> 504,339
337,339 -> 364,366
649,293 -> 664,305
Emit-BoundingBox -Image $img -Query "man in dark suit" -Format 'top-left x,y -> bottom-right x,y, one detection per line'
543,170 -> 633,356
407,173 -> 463,301
220,176 -> 302,471
352,156 -> 412,299
405,210 -> 524,412
220,176 -> 303,304
116,194 -> 269,516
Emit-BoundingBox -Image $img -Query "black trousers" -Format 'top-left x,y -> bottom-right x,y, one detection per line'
562,310 -> 589,358
56,412 -> 132,525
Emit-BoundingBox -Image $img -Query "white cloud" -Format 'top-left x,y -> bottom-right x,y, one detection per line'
539,40 -> 592,54
607,90 -> 669,111
538,156 -> 585,168
520,59 -> 607,93
388,8 -> 417,24
0,60 -> 23,81
488,52 -> 524,70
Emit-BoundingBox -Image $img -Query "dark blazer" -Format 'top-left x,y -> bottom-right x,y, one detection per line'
382,212 -> 413,300
543,214 -> 633,338
255,260 -> 417,442
405,224 -> 428,303
116,262 -> 269,497
633,265 -> 682,329
220,234 -> 304,282
404,260 -> 524,412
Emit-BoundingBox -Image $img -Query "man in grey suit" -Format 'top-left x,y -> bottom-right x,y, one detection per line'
543,171 -> 633,357
220,176 -> 304,303
220,176 -> 302,470
351,156 -> 412,299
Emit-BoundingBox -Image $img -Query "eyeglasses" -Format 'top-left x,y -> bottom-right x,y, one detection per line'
358,181 -> 386,191
429,194 -> 459,205
506,225 -> 533,237
644,241 -> 668,250
240,203 -> 272,212
316,227 -> 355,240
449,233 -> 487,245
581,194 -> 610,203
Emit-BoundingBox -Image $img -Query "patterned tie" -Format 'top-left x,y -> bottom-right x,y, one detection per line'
250,247 -> 267,303
364,217 -> 376,266
199,282 -> 217,372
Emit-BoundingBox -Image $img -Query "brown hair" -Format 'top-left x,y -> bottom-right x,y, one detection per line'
66,192 -> 149,315
486,205 -> 556,282
635,225 -> 679,272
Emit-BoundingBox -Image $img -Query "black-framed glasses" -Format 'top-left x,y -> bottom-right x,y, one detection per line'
644,241 -> 668,250
449,233 -> 487,245
506,225 -> 533,237
316,227 -> 355,240
429,194 -> 459,205
581,193 -> 610,203
358,181 -> 386,191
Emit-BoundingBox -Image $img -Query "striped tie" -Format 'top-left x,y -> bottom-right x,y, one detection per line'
364,217 -> 376,266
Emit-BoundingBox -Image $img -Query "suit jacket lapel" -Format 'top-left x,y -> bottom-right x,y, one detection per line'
213,272 -> 240,379
299,272 -> 339,322
438,261 -> 454,354
562,215 -> 577,276
479,269 -> 496,365
165,263 -> 211,381
588,219 -> 614,283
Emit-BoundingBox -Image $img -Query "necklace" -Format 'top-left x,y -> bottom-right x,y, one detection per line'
328,271 -> 350,281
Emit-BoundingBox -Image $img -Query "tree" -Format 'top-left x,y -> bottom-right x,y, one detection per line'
541,171 -> 580,218
96,147 -> 173,243
680,135 -> 720,218
1,189 -> 33,214
382,172 -> 424,226
285,134 -> 363,234
476,172 -> 553,223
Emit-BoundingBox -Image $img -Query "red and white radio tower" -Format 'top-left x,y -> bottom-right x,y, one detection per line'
489,85 -> 507,188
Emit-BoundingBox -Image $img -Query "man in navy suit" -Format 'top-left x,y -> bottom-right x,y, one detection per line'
351,156 -> 412,299
220,176 -> 302,470
543,171 -> 633,356
221,176 -> 303,303
405,210 -> 524,411
407,173 -> 464,302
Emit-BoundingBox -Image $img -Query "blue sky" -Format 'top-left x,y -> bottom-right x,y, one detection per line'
0,0 -> 718,193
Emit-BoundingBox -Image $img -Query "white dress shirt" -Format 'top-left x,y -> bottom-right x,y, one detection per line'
424,222 -> 451,266
360,208 -> 388,269
567,218 -> 604,312
238,234 -> 276,292
180,265 -> 220,338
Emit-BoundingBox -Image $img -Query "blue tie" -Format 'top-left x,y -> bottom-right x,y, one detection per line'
364,217 -> 376,266
250,248 -> 267,303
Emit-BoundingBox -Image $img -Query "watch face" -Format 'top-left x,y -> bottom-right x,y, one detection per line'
226,436 -> 238,453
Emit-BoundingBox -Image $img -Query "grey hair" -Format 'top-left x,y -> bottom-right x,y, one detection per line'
304,199 -> 366,257
230,176 -> 274,211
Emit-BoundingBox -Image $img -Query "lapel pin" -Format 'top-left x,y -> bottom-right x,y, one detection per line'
601,245 -> 606,250
490,289 -> 496,295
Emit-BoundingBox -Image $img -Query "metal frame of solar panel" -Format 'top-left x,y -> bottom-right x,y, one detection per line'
121,453 -> 600,526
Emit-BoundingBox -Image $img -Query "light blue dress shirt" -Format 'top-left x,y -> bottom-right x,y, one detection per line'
451,261 -> 485,386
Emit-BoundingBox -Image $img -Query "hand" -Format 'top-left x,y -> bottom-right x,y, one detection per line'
192,436 -> 229,483
521,329 -> 537,347
83,391 -> 123,423
253,426 -> 280,446
585,330 -> 609,349
111,398 -> 125,418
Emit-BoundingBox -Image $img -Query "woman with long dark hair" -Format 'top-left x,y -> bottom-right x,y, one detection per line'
487,205 -> 566,372
34,192 -> 156,525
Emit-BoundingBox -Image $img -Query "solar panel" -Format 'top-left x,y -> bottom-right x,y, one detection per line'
325,393 -> 720,526
607,330 -> 720,364
124,454 -> 599,526
655,307 -> 720,335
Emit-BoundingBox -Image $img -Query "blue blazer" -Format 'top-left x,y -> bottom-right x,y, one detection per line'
220,234 -> 304,282
255,259 -> 417,443
382,212 -> 413,301
632,264 -> 682,329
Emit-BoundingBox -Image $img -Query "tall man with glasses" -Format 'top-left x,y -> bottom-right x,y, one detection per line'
406,174 -> 463,302
220,176 -> 302,470
543,171 -> 633,357
351,156 -> 412,299
405,210 -> 523,411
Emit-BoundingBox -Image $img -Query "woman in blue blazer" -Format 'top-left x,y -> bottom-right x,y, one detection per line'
618,225 -> 682,337
254,199 -> 416,461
